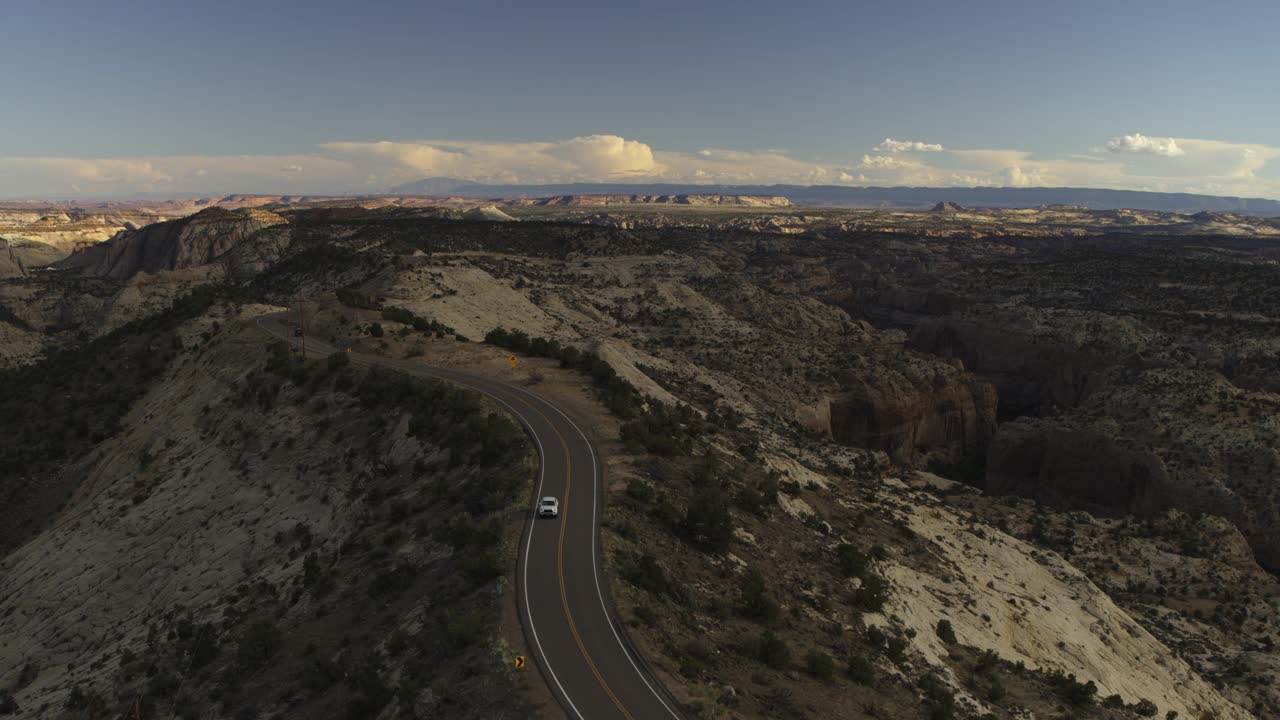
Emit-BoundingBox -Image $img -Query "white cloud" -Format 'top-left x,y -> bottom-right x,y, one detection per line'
874,138 -> 944,153
1106,133 -> 1185,157
860,154 -> 910,169
1001,166 -> 1043,187
1,133 -> 1278,199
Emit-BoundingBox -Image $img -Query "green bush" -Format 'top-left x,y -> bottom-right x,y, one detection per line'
1132,699 -> 1158,717
836,543 -> 869,578
336,287 -> 379,309
1047,670 -> 1097,706
936,619 -> 956,644
624,480 -> 654,506
682,486 -> 733,552
738,569 -> 780,622
623,554 -> 670,596
757,630 -> 791,670
852,573 -> 890,612
847,655 -> 874,685
919,674 -> 957,720
805,650 -> 835,682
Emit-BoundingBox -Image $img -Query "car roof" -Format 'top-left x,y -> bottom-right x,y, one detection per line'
540,497 -> 557,503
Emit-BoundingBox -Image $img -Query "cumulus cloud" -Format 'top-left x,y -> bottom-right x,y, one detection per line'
1001,166 -> 1043,187
859,154 -> 911,169
1106,133 -> 1185,157
322,135 -> 661,185
874,138 -> 944,153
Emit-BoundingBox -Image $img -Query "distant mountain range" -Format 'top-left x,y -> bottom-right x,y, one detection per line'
389,177 -> 1280,215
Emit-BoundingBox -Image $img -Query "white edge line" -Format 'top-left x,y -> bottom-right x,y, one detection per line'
258,316 -> 587,720
506,384 -> 684,720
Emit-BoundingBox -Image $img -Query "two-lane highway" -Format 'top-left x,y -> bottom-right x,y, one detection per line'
257,314 -> 682,720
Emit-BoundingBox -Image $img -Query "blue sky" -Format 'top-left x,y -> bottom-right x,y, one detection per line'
4,0 -> 1280,197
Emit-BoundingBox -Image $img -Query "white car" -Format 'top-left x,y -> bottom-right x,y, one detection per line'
538,497 -> 560,518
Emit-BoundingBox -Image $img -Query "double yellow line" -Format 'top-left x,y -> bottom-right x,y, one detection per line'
518,396 -> 636,720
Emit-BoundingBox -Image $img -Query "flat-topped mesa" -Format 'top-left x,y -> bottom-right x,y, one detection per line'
55,206 -> 287,280
528,193 -> 792,207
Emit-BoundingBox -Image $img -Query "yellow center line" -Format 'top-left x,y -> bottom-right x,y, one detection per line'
268,318 -> 634,718
522,397 -> 635,720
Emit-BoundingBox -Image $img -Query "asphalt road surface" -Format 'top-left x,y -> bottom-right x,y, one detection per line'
257,314 -> 682,720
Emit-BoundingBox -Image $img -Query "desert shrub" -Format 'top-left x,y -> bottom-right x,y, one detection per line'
1047,670 -> 1097,706
336,287 -> 379,309
836,543 -> 869,578
368,323 -> 383,338
936,619 -> 956,644
677,640 -> 715,678
847,654 -> 875,685
984,679 -> 1007,702
1132,699 -> 1159,717
973,649 -> 1000,675
235,619 -> 282,674
734,482 -> 773,517
633,604 -> 658,626
625,479 -> 654,507
443,609 -> 486,653
738,569 -> 780,622
852,573 -> 890,612
757,630 -> 791,670
368,560 -> 417,598
182,622 -> 220,668
380,306 -> 415,325
682,486 -> 733,552
805,650 -> 835,682
623,554 -> 670,596
918,674 -> 957,720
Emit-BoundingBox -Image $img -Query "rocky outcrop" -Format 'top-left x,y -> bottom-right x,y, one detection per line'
985,422 -> 1175,515
829,369 -> 997,465
464,205 -> 517,222
931,201 -> 964,212
0,239 -> 27,279
56,207 -> 286,280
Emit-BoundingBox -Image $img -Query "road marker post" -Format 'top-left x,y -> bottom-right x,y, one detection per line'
509,354 -> 519,370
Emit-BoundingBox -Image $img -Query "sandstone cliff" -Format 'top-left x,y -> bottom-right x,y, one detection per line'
56,207 -> 286,280
985,421 -> 1175,515
829,367 -> 997,465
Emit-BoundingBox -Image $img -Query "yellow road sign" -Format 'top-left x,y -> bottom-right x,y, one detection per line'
508,355 -> 518,369
514,655 -> 526,669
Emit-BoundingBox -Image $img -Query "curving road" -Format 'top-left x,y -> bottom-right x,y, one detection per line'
256,314 -> 682,720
